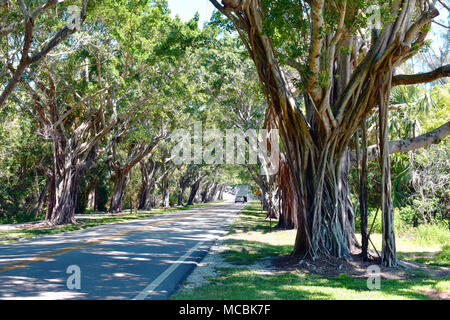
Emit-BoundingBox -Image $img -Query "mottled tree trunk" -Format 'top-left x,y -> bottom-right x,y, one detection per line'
188,179 -> 202,205
138,159 -> 159,210
161,172 -> 170,208
109,170 -> 128,213
378,75 -> 397,267
217,184 -> 225,200
177,188 -> 184,206
276,156 -> 298,230
359,121 -> 369,261
45,137 -> 91,225
203,181 -> 217,203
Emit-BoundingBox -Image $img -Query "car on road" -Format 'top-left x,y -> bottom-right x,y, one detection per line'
234,184 -> 249,203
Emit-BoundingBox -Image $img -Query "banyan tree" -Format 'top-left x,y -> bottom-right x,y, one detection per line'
211,0 -> 450,266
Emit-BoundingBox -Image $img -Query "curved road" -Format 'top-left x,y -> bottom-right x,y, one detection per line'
0,200 -> 245,300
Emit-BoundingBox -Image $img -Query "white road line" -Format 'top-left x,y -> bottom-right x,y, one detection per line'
133,241 -> 206,300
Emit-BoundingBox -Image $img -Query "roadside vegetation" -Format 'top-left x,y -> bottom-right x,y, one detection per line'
171,202 -> 449,300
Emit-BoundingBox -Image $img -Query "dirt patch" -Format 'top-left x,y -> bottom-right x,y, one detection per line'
16,221 -> 54,230
272,248 -> 450,281
422,289 -> 450,300
14,219 -> 89,231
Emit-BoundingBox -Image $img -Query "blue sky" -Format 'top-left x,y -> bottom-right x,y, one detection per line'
167,0 -> 215,26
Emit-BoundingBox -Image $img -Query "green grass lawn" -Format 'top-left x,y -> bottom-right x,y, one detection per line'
0,201 -> 222,244
171,201 -> 450,300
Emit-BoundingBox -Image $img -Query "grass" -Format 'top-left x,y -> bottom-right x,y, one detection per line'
357,225 -> 450,267
222,203 -> 295,265
173,268 -> 449,300
0,201 -> 222,244
171,201 -> 450,300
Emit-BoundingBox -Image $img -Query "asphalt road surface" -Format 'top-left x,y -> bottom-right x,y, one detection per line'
0,200 -> 245,300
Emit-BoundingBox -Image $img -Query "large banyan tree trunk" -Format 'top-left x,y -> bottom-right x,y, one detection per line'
213,0 -> 440,265
46,133 -> 95,225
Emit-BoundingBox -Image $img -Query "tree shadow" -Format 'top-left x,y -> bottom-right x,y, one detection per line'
173,264 -> 447,300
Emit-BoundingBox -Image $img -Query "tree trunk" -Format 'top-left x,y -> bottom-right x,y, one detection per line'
46,174 -> 56,221
379,75 -> 397,267
161,172 -> 170,208
45,135 -> 94,225
291,147 -> 356,258
47,157 -> 82,225
50,170 -> 81,225
34,179 -> 49,218
139,180 -> 155,210
187,179 -> 201,205
217,184 -> 225,200
200,181 -> 212,203
359,122 -> 369,261
204,181 -> 217,203
109,170 -> 128,213
177,185 -> 186,206
276,155 -> 298,230
138,159 -> 159,210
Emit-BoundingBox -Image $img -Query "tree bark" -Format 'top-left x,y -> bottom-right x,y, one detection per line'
46,133 -> 95,225
188,179 -> 202,205
359,122 -> 369,261
138,159 -> 160,210
109,139 -> 163,213
177,186 -> 186,206
161,171 -> 170,208
108,169 -> 128,213
378,75 -> 397,267
276,155 -> 298,230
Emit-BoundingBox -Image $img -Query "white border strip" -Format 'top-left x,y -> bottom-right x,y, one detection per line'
133,241 -> 205,300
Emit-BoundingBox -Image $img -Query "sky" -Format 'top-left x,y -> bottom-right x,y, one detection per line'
167,0 -> 216,26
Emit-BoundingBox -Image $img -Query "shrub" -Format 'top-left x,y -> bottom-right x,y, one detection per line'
435,244 -> 450,265
413,223 -> 450,246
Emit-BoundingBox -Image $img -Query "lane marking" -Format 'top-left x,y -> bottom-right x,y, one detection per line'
133,241 -> 206,300
0,203 -> 237,274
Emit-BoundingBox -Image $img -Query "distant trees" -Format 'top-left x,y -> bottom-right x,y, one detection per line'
0,0 -> 250,224
20,63 -> 155,224
0,0 -> 213,223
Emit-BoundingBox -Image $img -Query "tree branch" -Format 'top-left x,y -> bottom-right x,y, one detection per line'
0,0 -> 88,109
392,64 -> 450,86
350,121 -> 450,164
0,0 -> 65,37
307,0 -> 325,103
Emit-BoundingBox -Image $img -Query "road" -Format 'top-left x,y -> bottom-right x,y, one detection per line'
0,200 -> 245,300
